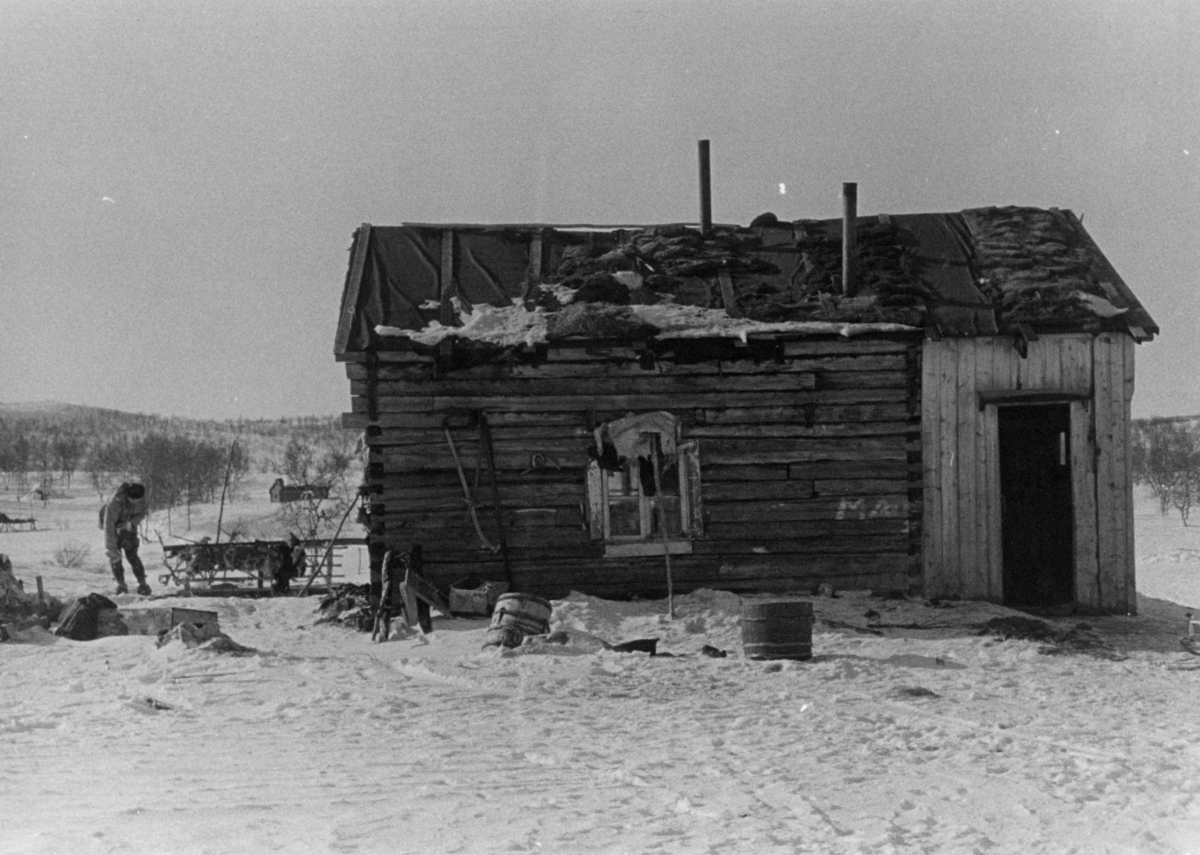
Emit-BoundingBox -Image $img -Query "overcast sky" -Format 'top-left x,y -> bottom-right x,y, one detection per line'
2,0 -> 1197,420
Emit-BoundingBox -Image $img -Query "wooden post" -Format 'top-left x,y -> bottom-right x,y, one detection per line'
296,493 -> 361,596
698,140 -> 712,237
478,414 -> 513,587
651,440 -> 675,619
842,182 -> 858,296
35,576 -> 44,605
719,271 -> 740,318
440,229 -> 456,326
215,440 -> 237,546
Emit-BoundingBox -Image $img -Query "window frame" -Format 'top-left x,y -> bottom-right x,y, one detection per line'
587,438 -> 701,557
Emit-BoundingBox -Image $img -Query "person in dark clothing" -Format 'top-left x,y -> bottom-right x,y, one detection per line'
103,482 -> 150,595
272,536 -> 298,595
287,533 -> 306,578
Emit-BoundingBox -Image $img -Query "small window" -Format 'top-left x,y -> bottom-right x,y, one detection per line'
587,426 -> 701,558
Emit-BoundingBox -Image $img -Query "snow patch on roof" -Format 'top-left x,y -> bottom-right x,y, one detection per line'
631,303 -> 916,341
378,303 -> 549,348
376,300 -> 916,347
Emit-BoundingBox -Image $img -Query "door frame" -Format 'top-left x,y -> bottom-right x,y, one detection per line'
994,401 -> 1077,607
979,392 -> 1092,610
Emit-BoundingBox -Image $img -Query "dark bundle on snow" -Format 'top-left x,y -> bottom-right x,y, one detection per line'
316,584 -> 376,632
977,615 -> 1125,661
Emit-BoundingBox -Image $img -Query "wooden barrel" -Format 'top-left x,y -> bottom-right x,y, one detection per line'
483,593 -> 553,649
741,600 -> 813,660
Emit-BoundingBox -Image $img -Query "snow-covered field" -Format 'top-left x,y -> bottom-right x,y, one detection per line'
4,485 -> 1200,854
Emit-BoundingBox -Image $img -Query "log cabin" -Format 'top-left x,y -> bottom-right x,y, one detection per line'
334,196 -> 1156,614
269,478 -> 331,503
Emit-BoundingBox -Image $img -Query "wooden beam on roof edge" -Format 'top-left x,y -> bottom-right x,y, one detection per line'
439,229 -> 456,326
1062,210 -> 1158,338
842,183 -> 858,297
718,271 -> 741,318
522,229 -> 546,308
334,224 -> 374,357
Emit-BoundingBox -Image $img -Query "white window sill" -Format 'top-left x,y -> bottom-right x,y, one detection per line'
603,540 -> 693,558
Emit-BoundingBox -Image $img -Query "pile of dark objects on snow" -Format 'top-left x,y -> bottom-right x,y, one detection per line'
315,584 -> 377,632
977,615 -> 1127,661
0,554 -> 62,641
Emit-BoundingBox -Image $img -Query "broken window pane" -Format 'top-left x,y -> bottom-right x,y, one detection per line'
651,496 -> 683,536
608,498 -> 641,537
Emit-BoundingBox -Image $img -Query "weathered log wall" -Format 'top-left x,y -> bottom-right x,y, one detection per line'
342,336 -> 923,599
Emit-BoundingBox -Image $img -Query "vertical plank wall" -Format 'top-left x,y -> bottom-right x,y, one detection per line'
921,333 -> 1136,612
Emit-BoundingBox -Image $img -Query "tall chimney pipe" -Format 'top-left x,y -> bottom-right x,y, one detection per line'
842,181 -> 858,296
698,140 -> 712,236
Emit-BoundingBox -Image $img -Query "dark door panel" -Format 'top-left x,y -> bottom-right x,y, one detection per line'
998,404 -> 1074,607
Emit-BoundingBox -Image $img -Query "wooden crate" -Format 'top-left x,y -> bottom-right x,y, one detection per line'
121,607 -> 220,636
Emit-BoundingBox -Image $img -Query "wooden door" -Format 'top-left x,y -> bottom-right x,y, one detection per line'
998,404 -> 1075,607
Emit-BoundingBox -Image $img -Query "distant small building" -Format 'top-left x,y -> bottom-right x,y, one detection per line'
269,478 -> 330,503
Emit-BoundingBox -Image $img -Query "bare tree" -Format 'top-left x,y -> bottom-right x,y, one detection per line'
54,433 -> 87,487
1133,418 -> 1200,524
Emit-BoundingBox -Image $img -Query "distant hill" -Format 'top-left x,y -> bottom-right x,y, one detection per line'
0,402 -> 355,489
1133,414 -> 1200,425
0,401 -> 342,435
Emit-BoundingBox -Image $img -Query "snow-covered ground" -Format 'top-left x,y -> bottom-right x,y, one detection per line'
4,486 -> 1200,854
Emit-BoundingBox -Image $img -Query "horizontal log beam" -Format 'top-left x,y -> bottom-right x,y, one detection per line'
706,495 -> 908,523
715,553 -> 910,578
352,388 -> 908,414
700,404 -> 910,425
703,465 -> 791,482
351,373 -> 818,399
692,536 -> 909,556
345,354 -> 908,382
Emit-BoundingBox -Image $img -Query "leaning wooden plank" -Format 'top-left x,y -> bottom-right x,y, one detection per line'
334,225 -> 373,358
403,567 -> 451,616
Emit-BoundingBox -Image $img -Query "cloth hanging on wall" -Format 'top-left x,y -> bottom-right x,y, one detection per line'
601,411 -> 680,461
